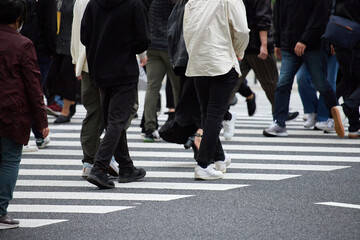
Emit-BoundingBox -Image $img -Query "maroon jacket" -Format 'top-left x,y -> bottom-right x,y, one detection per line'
0,24 -> 48,145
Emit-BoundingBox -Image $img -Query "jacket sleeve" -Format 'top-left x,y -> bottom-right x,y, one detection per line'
273,0 -> 280,48
132,0 -> 149,54
21,41 -> 48,131
228,0 -> 249,59
299,0 -> 327,46
253,0 -> 272,31
80,4 -> 92,48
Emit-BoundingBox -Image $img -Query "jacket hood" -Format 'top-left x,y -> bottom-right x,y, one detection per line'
95,0 -> 127,9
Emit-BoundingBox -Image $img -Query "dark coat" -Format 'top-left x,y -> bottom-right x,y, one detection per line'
148,0 -> 175,50
273,0 -> 328,51
21,0 -> 57,58
0,25 -> 48,145
243,0 -> 274,55
56,0 -> 74,55
81,0 -> 148,87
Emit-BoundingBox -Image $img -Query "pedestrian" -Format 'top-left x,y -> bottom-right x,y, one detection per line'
0,0 -> 49,229
46,0 -> 78,124
20,0 -> 56,150
81,0 -> 148,189
332,0 -> 360,138
142,0 -> 180,142
183,0 -> 249,179
263,0 -> 340,137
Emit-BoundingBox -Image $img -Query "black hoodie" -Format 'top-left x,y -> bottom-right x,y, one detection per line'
81,0 -> 148,87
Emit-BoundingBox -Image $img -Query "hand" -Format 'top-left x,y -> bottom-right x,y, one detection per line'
42,127 -> 49,138
294,42 -> 306,56
275,47 -> 282,60
76,75 -> 82,80
257,45 -> 268,60
140,56 -> 148,67
330,44 -> 336,55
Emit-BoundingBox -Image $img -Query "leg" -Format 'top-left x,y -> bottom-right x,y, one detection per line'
195,69 -> 238,167
80,72 -> 102,164
144,50 -> 166,132
296,63 -> 318,114
0,138 -> 22,216
273,50 -> 303,127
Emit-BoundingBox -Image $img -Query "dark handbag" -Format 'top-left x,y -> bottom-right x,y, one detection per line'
158,120 -> 189,144
324,15 -> 360,49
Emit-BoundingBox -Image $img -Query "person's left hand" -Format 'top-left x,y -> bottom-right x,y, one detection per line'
258,44 -> 268,60
140,56 -> 148,67
294,42 -> 306,56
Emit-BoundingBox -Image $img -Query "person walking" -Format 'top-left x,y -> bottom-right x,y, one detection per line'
263,0 -> 339,137
183,0 -> 249,180
81,0 -> 148,189
0,0 -> 49,229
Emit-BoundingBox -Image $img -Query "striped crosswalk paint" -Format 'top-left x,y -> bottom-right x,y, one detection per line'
12,90 -> 357,229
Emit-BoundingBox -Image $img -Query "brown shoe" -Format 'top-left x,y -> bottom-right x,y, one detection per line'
331,106 -> 345,138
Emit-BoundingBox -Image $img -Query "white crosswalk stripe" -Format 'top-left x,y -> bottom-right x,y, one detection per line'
12,90 -> 358,228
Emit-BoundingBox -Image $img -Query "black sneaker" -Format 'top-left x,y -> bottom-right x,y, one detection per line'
87,167 -> 115,189
286,111 -> 299,121
118,168 -> 146,183
0,214 -> 19,230
246,93 -> 256,116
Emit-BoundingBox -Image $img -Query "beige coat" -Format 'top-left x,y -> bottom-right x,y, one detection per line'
183,0 -> 249,77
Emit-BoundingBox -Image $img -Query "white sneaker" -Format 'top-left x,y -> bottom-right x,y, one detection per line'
108,157 -> 119,177
223,112 -> 236,140
304,113 -> 317,128
263,122 -> 288,137
22,145 -> 38,152
323,119 -> 335,133
194,165 -> 223,180
152,130 -> 161,141
82,162 -> 94,178
314,120 -> 328,130
214,153 -> 231,173
302,113 -> 309,121
331,106 -> 347,138
36,136 -> 50,149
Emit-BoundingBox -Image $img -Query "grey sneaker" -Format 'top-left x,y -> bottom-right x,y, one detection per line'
263,122 -> 288,137
214,153 -> 231,174
0,214 -> 19,230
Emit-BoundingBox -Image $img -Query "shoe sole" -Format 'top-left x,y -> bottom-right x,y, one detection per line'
45,107 -> 61,117
143,138 -> 155,142
118,171 -> 146,183
348,134 -> 360,139
0,223 -> 19,229
87,175 -> 115,189
331,107 -> 345,138
263,130 -> 288,137
194,174 -> 223,180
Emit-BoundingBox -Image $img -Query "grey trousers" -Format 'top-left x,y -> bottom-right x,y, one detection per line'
144,49 -> 180,131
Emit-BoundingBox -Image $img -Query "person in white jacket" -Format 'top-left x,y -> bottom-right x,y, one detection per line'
183,0 -> 249,180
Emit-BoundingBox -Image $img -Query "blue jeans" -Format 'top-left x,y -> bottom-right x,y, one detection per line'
274,50 -> 337,127
0,137 -> 22,215
297,55 -> 339,121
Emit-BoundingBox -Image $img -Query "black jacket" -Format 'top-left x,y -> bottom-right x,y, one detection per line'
21,0 -> 57,58
56,0 -> 74,55
148,0 -> 175,50
243,0 -> 274,55
273,0 -> 328,51
81,0 -> 148,87
335,0 -> 360,23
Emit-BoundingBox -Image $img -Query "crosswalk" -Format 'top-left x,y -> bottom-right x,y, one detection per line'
13,89 -> 359,228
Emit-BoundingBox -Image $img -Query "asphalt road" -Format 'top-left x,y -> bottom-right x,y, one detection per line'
1,84 -> 359,240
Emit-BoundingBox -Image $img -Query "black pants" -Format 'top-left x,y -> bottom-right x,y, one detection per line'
335,48 -> 360,132
94,83 -> 137,173
194,68 -> 238,167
